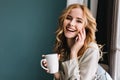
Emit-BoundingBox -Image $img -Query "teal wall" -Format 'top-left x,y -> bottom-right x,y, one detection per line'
0,0 -> 66,80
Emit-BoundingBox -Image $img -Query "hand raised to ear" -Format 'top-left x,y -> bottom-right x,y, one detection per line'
70,28 -> 86,59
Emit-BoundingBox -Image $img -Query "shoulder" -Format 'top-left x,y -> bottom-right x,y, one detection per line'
84,42 -> 99,54
81,42 -> 100,59
88,42 -> 99,50
78,42 -> 100,64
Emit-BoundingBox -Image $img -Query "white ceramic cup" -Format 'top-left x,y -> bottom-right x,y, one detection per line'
40,53 -> 59,74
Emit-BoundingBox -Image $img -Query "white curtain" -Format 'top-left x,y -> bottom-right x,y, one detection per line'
110,0 -> 120,80
66,0 -> 86,7
90,0 -> 98,18
66,0 -> 98,18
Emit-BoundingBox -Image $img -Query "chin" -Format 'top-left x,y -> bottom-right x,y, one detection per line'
64,32 -> 77,39
65,35 -> 76,39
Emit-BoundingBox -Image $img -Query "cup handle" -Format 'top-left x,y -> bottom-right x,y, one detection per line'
40,59 -> 48,71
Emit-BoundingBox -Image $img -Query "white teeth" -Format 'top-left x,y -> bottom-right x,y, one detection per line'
66,27 -> 76,32
68,28 -> 73,31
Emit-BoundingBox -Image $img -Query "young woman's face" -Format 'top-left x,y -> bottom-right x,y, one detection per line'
63,8 -> 85,39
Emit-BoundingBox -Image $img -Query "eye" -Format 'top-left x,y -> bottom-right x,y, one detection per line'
77,20 -> 82,23
76,20 -> 83,23
66,15 -> 72,20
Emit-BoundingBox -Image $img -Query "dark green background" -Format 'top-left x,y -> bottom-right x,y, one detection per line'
0,0 -> 66,80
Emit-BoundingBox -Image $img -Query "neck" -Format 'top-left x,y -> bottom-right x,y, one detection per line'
67,38 -> 75,48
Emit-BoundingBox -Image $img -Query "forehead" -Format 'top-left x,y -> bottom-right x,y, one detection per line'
68,8 -> 84,18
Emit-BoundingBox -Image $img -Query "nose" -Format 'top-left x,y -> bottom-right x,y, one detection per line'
70,20 -> 75,26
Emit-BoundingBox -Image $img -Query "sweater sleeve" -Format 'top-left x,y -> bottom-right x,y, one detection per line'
79,48 -> 100,80
54,58 -> 79,80
60,46 -> 100,80
62,58 -> 80,80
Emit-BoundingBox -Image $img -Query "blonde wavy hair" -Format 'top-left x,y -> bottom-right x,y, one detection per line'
54,4 -> 97,61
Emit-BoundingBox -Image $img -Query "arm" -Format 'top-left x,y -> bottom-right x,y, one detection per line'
79,47 -> 99,80
62,58 -> 80,80
54,72 -> 60,80
61,46 -> 100,80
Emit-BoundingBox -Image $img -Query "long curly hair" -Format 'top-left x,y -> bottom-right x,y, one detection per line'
54,4 -> 97,61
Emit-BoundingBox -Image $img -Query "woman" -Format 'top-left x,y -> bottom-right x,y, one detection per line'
42,4 -> 112,80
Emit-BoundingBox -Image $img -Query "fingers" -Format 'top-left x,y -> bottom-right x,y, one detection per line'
41,59 -> 50,73
74,27 -> 86,44
46,69 -> 50,73
76,28 -> 86,43
82,28 -> 86,40
42,55 -> 47,66
41,55 -> 49,72
41,54 -> 60,73
41,55 -> 47,66
42,59 -> 47,66
75,36 -> 79,41
42,55 -> 45,58
57,54 -> 60,60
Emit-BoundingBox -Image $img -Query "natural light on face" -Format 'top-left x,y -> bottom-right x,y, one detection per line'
63,8 -> 85,39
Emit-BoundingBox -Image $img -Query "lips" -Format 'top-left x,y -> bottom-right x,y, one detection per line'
66,27 -> 76,32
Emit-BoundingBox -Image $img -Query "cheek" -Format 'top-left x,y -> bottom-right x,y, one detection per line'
63,20 -> 68,30
77,24 -> 84,31
63,20 -> 68,27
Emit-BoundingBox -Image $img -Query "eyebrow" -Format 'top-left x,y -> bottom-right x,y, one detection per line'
67,15 -> 84,21
77,17 -> 84,21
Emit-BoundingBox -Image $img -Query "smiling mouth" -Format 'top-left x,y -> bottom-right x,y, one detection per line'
66,27 -> 76,32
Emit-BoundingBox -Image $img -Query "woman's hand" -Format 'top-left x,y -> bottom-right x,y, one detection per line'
41,54 -> 61,79
41,55 -> 50,73
41,54 -> 60,72
70,28 -> 86,59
